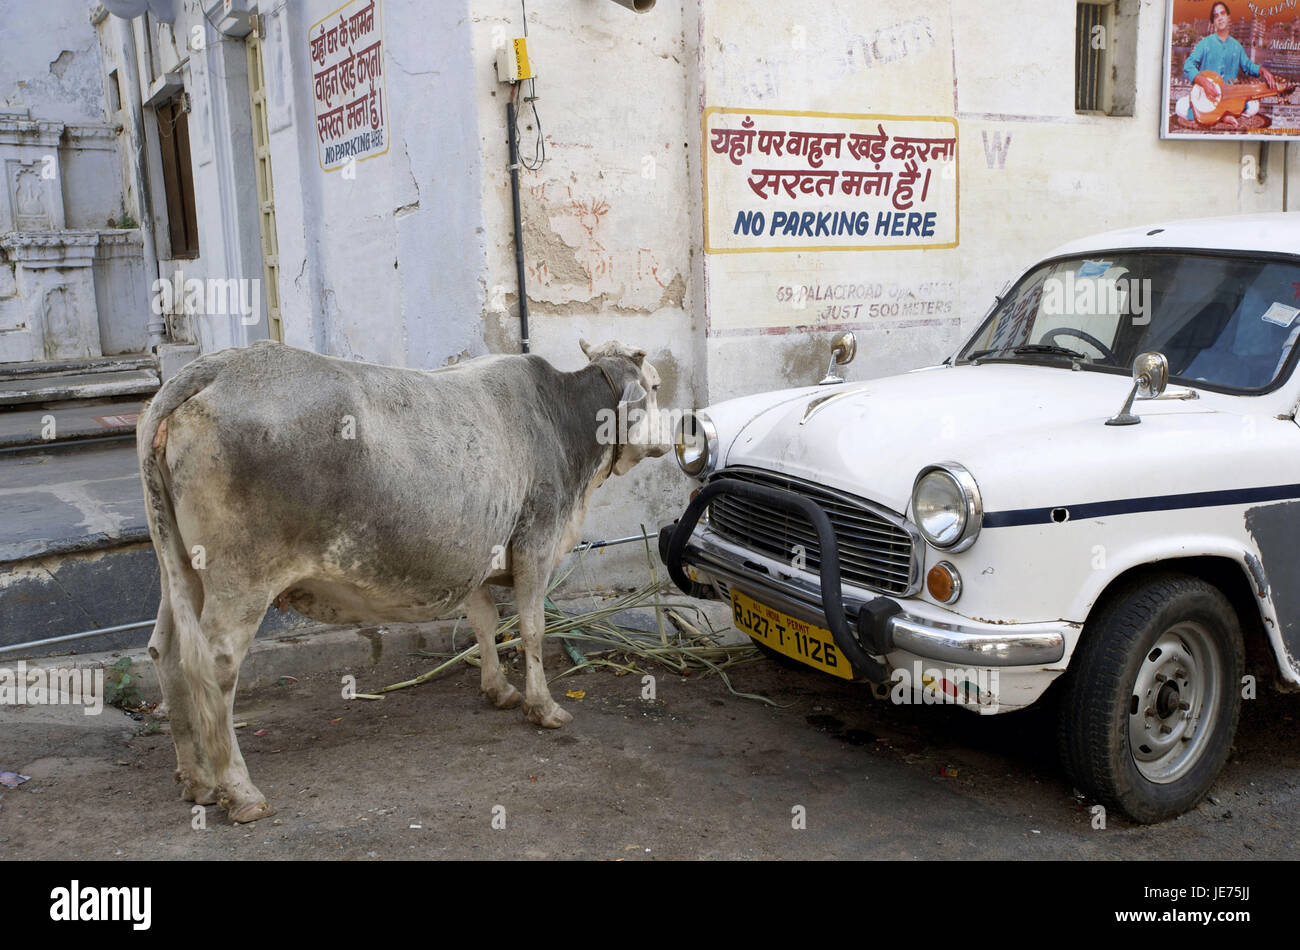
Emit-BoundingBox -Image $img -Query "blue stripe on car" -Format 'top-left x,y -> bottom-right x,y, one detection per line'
983,484 -> 1300,527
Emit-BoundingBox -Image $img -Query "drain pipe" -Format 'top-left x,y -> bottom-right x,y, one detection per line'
506,99 -> 530,353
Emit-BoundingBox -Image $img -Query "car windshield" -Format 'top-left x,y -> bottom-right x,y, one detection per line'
957,251 -> 1300,392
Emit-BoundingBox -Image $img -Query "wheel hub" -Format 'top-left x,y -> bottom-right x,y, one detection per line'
1128,622 -> 1222,784
1155,680 -> 1180,719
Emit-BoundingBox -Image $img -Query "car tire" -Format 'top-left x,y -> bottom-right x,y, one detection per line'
1057,572 -> 1244,824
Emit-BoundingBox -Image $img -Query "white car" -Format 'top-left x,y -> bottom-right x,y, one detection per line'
660,212 -> 1300,823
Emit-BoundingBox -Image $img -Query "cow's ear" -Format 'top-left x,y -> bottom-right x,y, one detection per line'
579,338 -> 592,359
630,348 -> 646,367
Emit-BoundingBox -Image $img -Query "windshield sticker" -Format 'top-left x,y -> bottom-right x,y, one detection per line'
1261,302 -> 1300,327
1076,260 -> 1112,278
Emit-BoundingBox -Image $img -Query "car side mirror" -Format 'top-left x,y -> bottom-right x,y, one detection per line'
818,331 -> 857,385
1106,352 -> 1169,426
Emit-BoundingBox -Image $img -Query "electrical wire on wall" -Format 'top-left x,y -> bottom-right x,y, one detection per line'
513,0 -> 546,171
505,0 -> 546,353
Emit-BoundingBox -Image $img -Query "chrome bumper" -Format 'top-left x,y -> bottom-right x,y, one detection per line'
667,524 -> 1067,670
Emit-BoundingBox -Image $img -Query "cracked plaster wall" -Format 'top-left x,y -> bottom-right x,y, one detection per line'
0,2 -> 108,125
467,1 -> 699,584
0,2 -> 144,357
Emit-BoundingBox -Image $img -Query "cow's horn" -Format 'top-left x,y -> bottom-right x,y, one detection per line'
579,338 -> 592,358
631,348 -> 646,366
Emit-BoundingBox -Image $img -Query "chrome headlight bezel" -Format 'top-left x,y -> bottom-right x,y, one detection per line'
911,462 -> 982,552
674,411 -> 718,478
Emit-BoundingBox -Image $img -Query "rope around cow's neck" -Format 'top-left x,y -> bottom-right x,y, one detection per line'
595,361 -> 625,479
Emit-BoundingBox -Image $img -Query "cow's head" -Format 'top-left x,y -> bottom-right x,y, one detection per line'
580,338 -> 671,475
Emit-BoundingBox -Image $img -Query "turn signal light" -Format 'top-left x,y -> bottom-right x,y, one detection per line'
927,561 -> 962,604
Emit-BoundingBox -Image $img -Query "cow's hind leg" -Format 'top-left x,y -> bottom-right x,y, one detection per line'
468,586 -> 521,708
201,592 -> 275,823
514,548 -> 571,728
148,581 -> 218,805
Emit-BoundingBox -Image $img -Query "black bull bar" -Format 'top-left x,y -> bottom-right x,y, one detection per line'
658,479 -> 897,683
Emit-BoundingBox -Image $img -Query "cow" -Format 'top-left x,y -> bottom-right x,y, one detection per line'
136,338 -> 669,823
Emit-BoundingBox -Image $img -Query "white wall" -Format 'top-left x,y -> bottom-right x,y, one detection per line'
0,0 -> 109,126
697,0 -> 1290,404
250,0 -> 488,370
118,0 -> 1300,587
467,0 -> 700,579
0,0 -> 148,359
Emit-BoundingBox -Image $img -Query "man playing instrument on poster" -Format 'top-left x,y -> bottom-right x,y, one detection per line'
1177,2 -> 1277,128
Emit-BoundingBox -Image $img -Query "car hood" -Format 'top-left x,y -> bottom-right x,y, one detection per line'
723,362 -> 1256,516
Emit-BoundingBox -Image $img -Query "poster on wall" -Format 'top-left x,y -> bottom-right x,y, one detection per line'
1162,0 -> 1300,140
310,0 -> 388,171
703,108 -> 958,254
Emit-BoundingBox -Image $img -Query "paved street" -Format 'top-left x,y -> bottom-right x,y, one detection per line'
3,636 -> 1296,860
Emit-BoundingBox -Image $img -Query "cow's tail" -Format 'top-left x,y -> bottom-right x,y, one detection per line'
137,351 -> 242,771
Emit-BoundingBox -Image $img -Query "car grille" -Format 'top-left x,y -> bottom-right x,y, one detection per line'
706,469 -> 917,596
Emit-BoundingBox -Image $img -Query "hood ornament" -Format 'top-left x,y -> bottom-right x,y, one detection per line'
819,331 -> 857,385
1106,352 -> 1169,426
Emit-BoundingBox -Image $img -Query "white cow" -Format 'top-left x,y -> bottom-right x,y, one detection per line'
137,339 -> 668,822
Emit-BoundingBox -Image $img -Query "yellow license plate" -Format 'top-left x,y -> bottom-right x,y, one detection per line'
731,589 -> 853,680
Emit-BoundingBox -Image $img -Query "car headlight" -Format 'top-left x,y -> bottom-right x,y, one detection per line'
674,411 -> 718,477
912,463 -> 982,552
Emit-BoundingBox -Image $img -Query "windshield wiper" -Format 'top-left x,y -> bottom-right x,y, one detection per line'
963,343 -> 1091,364
1011,343 -> 1090,361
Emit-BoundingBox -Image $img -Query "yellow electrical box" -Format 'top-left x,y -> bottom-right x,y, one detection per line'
512,37 -> 532,81
495,37 -> 534,83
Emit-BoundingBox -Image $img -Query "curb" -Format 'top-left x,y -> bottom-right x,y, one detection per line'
3,618 -> 467,705
1,597 -> 742,708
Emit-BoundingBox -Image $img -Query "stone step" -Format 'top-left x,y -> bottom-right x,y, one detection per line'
0,367 -> 160,408
0,397 -> 146,452
0,354 -> 157,380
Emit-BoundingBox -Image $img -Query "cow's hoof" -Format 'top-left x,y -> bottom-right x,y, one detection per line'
177,770 -> 219,804
228,800 -> 275,824
485,683 -> 523,709
525,702 -> 573,728
181,784 -> 219,806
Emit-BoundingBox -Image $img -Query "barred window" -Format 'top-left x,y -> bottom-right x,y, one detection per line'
1075,1 -> 1110,111
1075,1 -> 1136,116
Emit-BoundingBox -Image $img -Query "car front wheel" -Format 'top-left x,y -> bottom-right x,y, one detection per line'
1058,573 -> 1244,823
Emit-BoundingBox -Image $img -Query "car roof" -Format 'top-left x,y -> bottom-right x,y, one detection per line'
1043,212 -> 1300,260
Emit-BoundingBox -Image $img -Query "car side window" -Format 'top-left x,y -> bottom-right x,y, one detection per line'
1145,260 -> 1300,389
